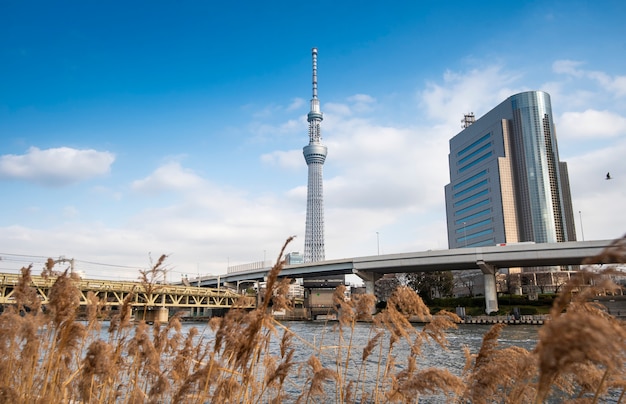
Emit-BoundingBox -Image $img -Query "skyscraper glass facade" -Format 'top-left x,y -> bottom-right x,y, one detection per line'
445,91 -> 576,249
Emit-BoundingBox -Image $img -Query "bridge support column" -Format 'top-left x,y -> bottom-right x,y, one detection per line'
352,269 -> 382,297
136,307 -> 169,323
477,260 -> 499,314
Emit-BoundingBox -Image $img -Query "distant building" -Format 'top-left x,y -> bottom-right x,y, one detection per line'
374,274 -> 401,302
445,91 -> 576,251
284,252 -> 304,265
287,283 -> 304,298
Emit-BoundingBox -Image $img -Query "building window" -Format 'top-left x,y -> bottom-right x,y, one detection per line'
457,228 -> 494,244
453,169 -> 488,190
455,199 -> 489,216
456,208 -> 491,225
454,189 -> 489,207
459,151 -> 493,173
458,142 -> 492,164
457,133 -> 491,157
467,238 -> 495,247
456,218 -> 492,233
453,179 -> 488,198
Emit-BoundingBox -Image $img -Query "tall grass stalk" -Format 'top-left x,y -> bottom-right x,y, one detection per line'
0,235 -> 625,403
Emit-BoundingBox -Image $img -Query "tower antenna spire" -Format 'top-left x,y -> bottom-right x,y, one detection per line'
307,48 -> 322,142
312,47 -> 318,99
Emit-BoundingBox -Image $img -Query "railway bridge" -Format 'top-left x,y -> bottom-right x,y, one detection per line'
0,272 -> 254,322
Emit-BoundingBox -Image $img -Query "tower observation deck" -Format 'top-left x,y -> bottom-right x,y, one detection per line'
303,48 -> 327,263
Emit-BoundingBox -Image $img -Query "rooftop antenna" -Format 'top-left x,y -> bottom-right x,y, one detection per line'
462,112 -> 475,129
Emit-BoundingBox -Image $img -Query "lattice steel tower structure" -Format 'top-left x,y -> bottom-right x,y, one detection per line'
303,47 -> 327,263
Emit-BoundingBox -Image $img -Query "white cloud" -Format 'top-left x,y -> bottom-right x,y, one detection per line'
324,102 -> 352,117
62,206 -> 80,219
323,94 -> 376,118
252,119 -> 302,138
558,109 -> 626,139
552,60 -> 586,77
250,103 -> 280,119
614,76 -> 626,97
286,97 -> 305,111
0,166 -> 305,279
0,147 -> 115,186
91,185 -> 123,201
260,149 -> 303,169
420,65 -> 523,125
348,94 -> 375,103
324,118 -> 446,211
285,184 -> 306,200
347,94 -> 376,113
131,162 -> 206,194
553,60 -> 626,97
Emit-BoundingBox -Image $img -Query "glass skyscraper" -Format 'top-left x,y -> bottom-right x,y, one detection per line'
445,91 -> 576,249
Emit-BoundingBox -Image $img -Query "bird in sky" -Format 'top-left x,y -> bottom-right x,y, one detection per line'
606,172 -> 612,180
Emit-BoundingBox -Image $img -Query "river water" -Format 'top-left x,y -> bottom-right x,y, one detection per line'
181,320 -> 543,402
274,320 -> 540,373
98,319 -> 622,402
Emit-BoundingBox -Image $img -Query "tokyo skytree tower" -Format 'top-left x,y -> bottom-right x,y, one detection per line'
303,48 -> 327,263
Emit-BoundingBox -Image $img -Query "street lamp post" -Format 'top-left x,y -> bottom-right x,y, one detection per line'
579,211 -> 585,241
376,232 -> 380,255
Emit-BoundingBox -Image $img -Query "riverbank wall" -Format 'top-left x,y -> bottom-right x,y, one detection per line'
460,314 -> 548,325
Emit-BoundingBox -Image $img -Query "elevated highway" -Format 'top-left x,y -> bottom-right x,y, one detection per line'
201,239 -> 616,284
199,239 -> 620,313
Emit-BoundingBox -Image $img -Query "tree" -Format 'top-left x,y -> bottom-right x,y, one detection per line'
536,272 -> 554,294
496,271 -> 524,296
374,274 -> 401,302
405,271 -> 455,302
552,272 -> 571,294
456,271 -> 482,297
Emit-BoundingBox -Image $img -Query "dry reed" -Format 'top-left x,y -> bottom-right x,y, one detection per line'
0,235 -> 624,403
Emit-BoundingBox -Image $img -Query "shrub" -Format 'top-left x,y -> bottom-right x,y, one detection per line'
519,306 -> 538,316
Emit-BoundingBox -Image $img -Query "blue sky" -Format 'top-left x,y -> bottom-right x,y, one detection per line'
1,0 -> 625,282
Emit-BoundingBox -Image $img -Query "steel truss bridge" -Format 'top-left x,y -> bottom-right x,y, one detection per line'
0,273 -> 254,310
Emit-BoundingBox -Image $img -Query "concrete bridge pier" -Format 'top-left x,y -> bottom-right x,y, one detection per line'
477,260 -> 499,314
190,307 -> 213,317
136,307 -> 169,323
222,281 -> 236,290
352,269 -> 382,298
